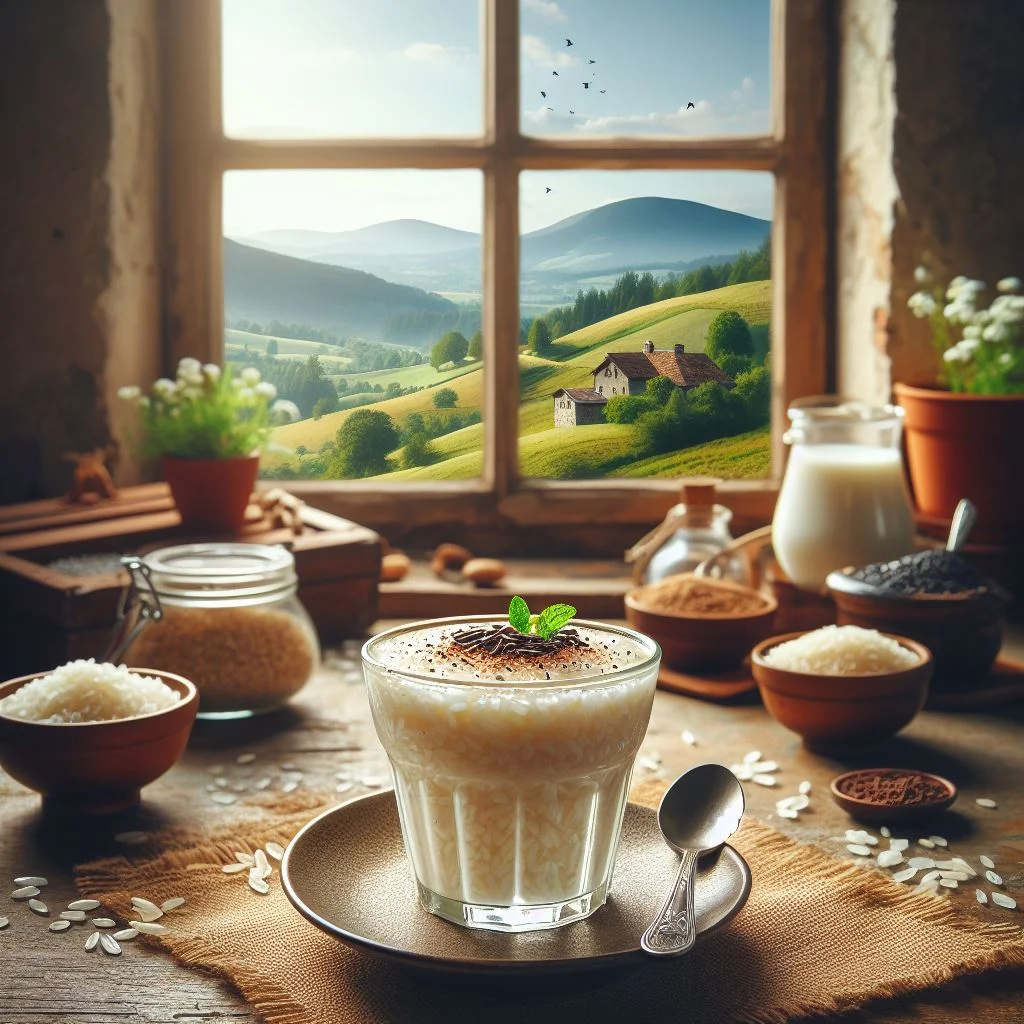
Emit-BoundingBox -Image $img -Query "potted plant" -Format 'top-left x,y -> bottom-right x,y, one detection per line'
118,359 -> 299,532
895,271 -> 1023,544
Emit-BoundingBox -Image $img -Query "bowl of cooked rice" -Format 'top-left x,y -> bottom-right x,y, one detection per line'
750,626 -> 933,751
0,659 -> 198,815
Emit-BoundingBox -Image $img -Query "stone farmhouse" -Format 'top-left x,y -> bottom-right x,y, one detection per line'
552,340 -> 735,427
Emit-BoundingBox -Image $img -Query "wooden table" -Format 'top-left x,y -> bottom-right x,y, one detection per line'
2,627 -> 1023,1023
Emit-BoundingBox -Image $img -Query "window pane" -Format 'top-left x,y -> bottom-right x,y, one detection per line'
222,0 -> 482,138
223,170 -> 483,481
519,170 -> 773,480
520,0 -> 771,138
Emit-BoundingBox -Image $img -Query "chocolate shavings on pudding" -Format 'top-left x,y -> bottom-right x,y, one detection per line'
451,624 -> 588,657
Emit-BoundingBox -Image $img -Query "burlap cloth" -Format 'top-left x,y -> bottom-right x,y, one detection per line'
75,778 -> 1024,1024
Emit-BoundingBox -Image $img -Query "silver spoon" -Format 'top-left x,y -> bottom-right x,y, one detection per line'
640,763 -> 745,957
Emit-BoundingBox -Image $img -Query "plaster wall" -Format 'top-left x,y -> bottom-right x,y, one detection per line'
0,0 -> 160,502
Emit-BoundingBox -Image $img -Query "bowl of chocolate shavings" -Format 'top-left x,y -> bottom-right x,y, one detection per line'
826,550 -> 1010,692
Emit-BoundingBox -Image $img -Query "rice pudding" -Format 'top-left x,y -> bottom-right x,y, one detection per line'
362,616 -> 661,931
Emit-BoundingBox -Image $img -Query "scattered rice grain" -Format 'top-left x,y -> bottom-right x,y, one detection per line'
131,897 -> 162,915
67,899 -> 100,911
908,857 -> 935,869
281,780 -> 299,794
85,932 -> 99,951
730,764 -> 754,781
743,750 -> 762,764
751,760 -> 778,773
939,878 -> 959,889
113,928 -> 138,941
939,870 -> 970,881
917,838 -> 936,849
28,899 -> 48,914
234,851 -> 255,866
950,858 -> 977,877
991,893 -> 1017,910
92,918 -> 115,928
879,826 -> 891,838
975,797 -> 997,809
777,808 -> 799,820
13,876 -> 47,886
889,838 -> 909,852
222,862 -> 247,874
980,854 -> 995,869
799,780 -> 812,795
360,776 -> 387,788
60,910 -> 86,922
847,844 -> 872,856
892,867 -> 918,883
985,870 -> 1004,886
254,777 -> 273,790
248,876 -> 270,895
265,842 -> 285,861
49,920 -> 71,932
921,870 -> 941,883
254,849 -> 272,879
236,752 -> 257,764
976,889 -> 988,904
161,897 -> 185,912
99,933 -> 121,955
211,792 -> 237,805
0,916 -> 8,929
681,730 -> 696,745
877,850 -> 904,868
12,886 -> 40,899
751,774 -> 777,787
130,921 -> 167,934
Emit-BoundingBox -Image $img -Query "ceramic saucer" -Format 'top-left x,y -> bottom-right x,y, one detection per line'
281,791 -> 750,977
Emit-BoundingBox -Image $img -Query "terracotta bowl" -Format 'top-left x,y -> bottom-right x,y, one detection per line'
829,768 -> 957,824
624,581 -> 778,674
750,631 -> 933,752
0,668 -> 198,815
826,572 -> 1006,692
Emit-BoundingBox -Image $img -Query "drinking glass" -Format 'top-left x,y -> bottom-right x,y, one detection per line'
362,616 -> 661,932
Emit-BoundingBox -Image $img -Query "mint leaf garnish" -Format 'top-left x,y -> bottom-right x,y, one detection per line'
534,603 -> 577,640
508,596 -> 532,634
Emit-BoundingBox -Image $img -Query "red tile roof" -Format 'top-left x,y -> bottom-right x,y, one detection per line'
592,350 -> 734,389
554,387 -> 607,403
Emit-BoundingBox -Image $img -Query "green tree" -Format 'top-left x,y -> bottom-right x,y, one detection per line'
705,310 -> 754,361
643,375 -> 676,406
401,432 -> 437,469
385,382 -> 403,399
294,445 -> 309,458
312,393 -> 339,420
330,409 -> 399,479
266,338 -> 279,356
716,353 -> 754,379
430,331 -> 469,370
468,330 -> 483,360
433,387 -> 458,409
527,318 -> 552,355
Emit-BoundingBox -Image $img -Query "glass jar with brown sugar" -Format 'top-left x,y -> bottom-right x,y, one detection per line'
123,543 -> 320,719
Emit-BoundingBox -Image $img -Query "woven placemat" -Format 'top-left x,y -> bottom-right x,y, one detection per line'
75,778 -> 1024,1024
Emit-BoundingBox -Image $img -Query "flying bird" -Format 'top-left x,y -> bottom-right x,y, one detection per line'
541,90 -> 546,98
687,101 -> 695,109
588,59 -> 596,64
545,106 -> 554,111
599,89 -> 606,94
545,187 -> 552,193
552,70 -> 559,76
565,38 -> 573,46
582,82 -> 590,89
569,109 -> 575,115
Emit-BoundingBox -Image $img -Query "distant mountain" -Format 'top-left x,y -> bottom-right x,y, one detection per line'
236,198 -> 770,300
223,239 -> 456,340
240,219 -> 480,258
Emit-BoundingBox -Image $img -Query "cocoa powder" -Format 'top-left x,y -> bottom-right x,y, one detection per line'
836,769 -> 950,806
634,574 -> 767,616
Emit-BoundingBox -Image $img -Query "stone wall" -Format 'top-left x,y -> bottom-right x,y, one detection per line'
0,0 -> 160,503
837,0 -> 1024,400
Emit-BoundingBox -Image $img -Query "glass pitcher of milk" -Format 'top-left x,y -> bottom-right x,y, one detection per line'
772,397 -> 915,591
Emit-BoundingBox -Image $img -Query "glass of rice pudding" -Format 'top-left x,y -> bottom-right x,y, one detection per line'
362,614 -> 661,932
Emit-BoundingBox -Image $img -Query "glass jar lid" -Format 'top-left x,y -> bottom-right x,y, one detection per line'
784,395 -> 904,446
142,543 -> 297,601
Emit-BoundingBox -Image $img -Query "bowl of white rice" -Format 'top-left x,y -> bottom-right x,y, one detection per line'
0,660 -> 198,815
750,626 -> 933,751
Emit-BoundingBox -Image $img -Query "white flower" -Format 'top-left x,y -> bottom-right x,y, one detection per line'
982,322 -> 1013,344
943,345 -> 970,364
999,352 -> 1013,366
270,399 -> 300,424
946,275 -> 969,299
202,363 -> 222,382
179,384 -> 204,400
254,381 -> 277,400
962,323 -> 983,340
908,292 -> 937,318
236,387 -> 255,401
996,276 -> 1022,294
177,357 -> 203,378
152,377 -> 177,397
914,266 -> 932,284
240,367 -> 262,386
117,385 -> 141,400
958,338 -> 980,356
137,396 -> 150,409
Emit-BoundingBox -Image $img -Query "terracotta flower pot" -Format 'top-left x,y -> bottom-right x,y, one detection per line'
893,383 -> 1024,545
162,454 -> 259,533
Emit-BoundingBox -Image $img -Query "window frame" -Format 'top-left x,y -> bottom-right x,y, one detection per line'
161,0 -> 831,541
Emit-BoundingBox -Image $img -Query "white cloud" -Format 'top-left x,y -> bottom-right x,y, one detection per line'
522,0 -> 567,21
521,34 -> 579,69
741,76 -> 754,91
402,42 -> 453,63
573,101 -> 715,134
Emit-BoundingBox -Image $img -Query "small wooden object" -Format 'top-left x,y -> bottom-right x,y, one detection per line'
0,484 -> 381,679
63,447 -> 118,504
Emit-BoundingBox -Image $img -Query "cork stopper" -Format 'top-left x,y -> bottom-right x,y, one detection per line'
679,476 -> 720,528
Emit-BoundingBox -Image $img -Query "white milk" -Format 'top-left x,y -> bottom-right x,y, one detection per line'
772,444 -> 915,591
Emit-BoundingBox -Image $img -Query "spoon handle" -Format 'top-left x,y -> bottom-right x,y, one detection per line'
640,848 -> 698,956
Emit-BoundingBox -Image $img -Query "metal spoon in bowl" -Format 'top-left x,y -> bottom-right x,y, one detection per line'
640,763 -> 745,957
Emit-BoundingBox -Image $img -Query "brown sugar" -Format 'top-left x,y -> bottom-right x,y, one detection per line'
633,573 -> 768,616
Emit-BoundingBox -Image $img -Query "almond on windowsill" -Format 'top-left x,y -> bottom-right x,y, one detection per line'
462,558 -> 507,586
380,552 -> 411,582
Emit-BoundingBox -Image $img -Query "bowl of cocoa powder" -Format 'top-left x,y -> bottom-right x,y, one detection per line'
625,573 -> 778,673
829,768 -> 957,823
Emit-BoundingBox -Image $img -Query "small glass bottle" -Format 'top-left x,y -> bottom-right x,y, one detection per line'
637,478 -> 743,584
123,543 -> 320,719
772,396 -> 915,592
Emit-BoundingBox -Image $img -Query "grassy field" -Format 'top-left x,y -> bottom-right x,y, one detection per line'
269,279 -> 772,481
328,358 -> 478,391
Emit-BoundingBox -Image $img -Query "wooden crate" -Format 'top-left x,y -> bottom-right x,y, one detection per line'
0,484 -> 381,678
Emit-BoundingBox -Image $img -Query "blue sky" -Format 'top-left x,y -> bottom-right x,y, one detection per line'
222,0 -> 772,235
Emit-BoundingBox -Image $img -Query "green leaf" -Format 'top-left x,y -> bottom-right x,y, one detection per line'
534,603 -> 577,640
508,596 -> 532,635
